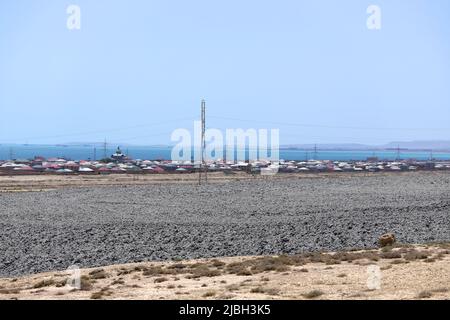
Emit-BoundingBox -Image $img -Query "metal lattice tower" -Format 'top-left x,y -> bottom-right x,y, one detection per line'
199,99 -> 207,184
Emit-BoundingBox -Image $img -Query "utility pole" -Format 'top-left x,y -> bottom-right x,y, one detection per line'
199,99 -> 207,185
396,144 -> 401,161
103,139 -> 107,160
93,147 -> 97,161
313,144 -> 318,160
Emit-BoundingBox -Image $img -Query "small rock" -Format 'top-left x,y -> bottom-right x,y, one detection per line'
378,233 -> 396,247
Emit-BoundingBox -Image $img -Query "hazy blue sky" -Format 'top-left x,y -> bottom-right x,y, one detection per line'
1,0 -> 449,145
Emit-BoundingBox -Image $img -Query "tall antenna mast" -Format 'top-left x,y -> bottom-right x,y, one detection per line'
199,99 -> 207,184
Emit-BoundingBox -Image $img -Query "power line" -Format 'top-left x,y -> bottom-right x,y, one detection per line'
208,115 -> 450,131
0,118 -> 197,143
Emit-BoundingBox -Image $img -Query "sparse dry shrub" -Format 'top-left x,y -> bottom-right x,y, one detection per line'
226,284 -> 240,292
264,288 -> 280,296
217,293 -> 235,300
325,259 -> 341,265
33,279 -> 55,289
0,288 -> 21,294
404,250 -> 429,261
431,287 -> 448,293
90,291 -> 104,299
167,263 -> 188,270
251,286 -> 280,296
303,290 -> 324,299
89,269 -> 108,279
187,265 -> 221,278
154,277 -> 168,283
80,275 -> 93,291
250,286 -> 265,293
134,266 -> 148,272
390,259 -> 406,265
236,269 -> 252,276
379,251 -> 402,259
333,251 -> 380,262
210,259 -> 226,268
202,290 -> 216,297
117,269 -> 133,276
417,291 -> 433,299
142,266 -> 172,276
275,265 -> 290,273
189,263 -> 206,269
111,279 -> 125,285
308,253 -> 329,263
55,279 -> 68,287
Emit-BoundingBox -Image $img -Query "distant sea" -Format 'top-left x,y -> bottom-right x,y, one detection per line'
1,144 -> 450,161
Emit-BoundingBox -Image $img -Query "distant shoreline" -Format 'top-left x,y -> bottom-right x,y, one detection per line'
2,142 -> 450,153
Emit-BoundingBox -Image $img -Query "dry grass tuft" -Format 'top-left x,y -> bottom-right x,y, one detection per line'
431,287 -> 448,293
90,291 -> 104,299
88,269 -> 108,280
417,291 -> 433,299
202,290 -> 217,298
303,289 -> 324,299
250,286 -> 280,296
187,265 -> 221,279
226,284 -> 240,292
379,251 -> 402,259
33,279 -> 55,289
404,250 -> 429,261
80,275 -> 93,291
154,277 -> 168,283
0,288 -> 21,294
210,260 -> 226,268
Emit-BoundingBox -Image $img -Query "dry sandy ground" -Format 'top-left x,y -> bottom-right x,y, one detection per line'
0,172 -> 236,191
1,244 -> 449,300
1,171 -> 438,191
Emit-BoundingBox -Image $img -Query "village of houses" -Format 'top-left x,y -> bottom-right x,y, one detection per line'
1,147 -> 450,176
